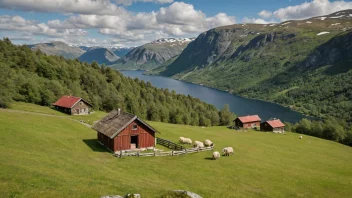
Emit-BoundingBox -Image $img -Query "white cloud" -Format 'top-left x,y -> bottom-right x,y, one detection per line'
0,1 -> 236,47
271,0 -> 352,21
116,0 -> 173,6
242,17 -> 273,24
258,10 -> 272,18
47,2 -> 235,39
0,0 -> 124,15
0,15 -> 87,37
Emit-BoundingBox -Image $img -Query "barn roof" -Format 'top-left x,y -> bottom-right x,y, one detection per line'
92,109 -> 159,139
266,119 -> 285,128
236,115 -> 261,123
53,95 -> 92,108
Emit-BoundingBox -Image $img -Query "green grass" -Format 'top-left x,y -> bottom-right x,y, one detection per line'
10,102 -> 68,116
10,102 -> 107,125
1,103 -> 352,197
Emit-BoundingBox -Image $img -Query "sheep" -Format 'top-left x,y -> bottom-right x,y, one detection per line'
299,135 -> 303,139
222,147 -> 234,156
212,151 -> 220,160
179,137 -> 192,144
204,139 -> 214,147
193,140 -> 204,148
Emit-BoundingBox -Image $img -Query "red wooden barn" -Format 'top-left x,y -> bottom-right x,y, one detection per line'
260,119 -> 285,133
233,115 -> 261,129
53,95 -> 92,115
92,109 -> 159,152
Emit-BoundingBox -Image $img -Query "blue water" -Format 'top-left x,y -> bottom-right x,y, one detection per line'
122,70 -> 308,123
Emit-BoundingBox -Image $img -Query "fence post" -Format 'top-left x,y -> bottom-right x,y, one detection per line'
154,150 -> 156,156
197,148 -> 199,152
137,151 -> 140,157
172,150 -> 174,156
185,149 -> 187,155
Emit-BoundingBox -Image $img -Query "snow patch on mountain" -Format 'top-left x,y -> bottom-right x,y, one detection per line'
317,32 -> 330,36
150,38 -> 195,45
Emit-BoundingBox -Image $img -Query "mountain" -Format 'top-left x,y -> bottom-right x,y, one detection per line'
78,46 -> 134,57
150,10 -> 352,121
28,41 -> 85,59
78,47 -> 119,65
110,38 -> 195,70
110,47 -> 134,57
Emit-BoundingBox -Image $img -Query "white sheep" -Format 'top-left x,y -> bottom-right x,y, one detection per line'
299,135 -> 303,139
193,140 -> 204,148
222,147 -> 234,156
179,137 -> 192,144
212,151 -> 220,160
204,139 -> 214,147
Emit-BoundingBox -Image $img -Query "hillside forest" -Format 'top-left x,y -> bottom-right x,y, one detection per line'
0,38 -> 235,127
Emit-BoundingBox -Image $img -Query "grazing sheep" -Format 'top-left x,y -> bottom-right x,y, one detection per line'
299,135 -> 303,139
212,151 -> 220,160
222,147 -> 234,156
204,139 -> 214,147
179,137 -> 192,144
193,141 -> 204,148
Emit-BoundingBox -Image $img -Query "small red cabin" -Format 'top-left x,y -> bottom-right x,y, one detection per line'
53,96 -> 92,115
261,119 -> 285,133
92,109 -> 159,152
234,115 -> 261,129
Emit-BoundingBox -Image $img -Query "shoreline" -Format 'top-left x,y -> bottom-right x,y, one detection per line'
120,69 -> 317,121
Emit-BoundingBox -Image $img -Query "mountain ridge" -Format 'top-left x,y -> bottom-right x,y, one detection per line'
28,41 -> 85,59
149,10 -> 352,121
110,37 -> 195,70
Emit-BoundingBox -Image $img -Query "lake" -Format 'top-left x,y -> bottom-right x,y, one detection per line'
122,70 -> 308,123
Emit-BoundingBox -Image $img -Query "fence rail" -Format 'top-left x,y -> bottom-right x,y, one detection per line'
156,137 -> 184,151
114,146 -> 214,158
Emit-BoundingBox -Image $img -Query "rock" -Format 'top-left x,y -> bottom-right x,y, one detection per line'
172,190 -> 203,198
100,195 -> 123,198
125,194 -> 141,198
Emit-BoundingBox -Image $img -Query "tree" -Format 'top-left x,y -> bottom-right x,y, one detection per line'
219,104 -> 235,126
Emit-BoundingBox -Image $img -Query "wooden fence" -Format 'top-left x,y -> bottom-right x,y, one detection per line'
114,146 -> 214,158
156,137 -> 184,151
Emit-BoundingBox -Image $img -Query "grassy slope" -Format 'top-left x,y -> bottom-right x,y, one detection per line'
1,103 -> 352,197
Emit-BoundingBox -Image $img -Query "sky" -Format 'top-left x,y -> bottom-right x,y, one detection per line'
0,0 -> 351,47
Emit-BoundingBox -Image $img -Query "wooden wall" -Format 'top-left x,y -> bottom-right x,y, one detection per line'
71,100 -> 91,115
113,120 -> 155,151
234,118 -> 260,129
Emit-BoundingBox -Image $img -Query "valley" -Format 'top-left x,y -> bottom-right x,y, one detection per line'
148,10 -> 352,122
1,103 -> 352,197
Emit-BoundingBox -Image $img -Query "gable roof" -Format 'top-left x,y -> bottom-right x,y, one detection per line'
53,95 -> 92,108
92,109 -> 159,139
236,115 -> 261,123
266,119 -> 285,128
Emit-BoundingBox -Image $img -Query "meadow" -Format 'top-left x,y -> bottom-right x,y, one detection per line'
0,103 -> 352,197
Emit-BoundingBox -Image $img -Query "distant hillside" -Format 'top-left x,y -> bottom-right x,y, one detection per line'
111,38 -> 194,70
78,47 -> 119,65
28,41 -> 85,59
0,38 -> 231,127
150,10 -> 352,122
110,47 -> 134,57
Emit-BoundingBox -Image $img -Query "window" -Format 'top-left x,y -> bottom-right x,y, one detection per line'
79,102 -> 83,105
132,124 -> 138,130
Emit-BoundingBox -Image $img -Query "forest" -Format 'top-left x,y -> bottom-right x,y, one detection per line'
285,117 -> 352,146
0,38 -> 235,127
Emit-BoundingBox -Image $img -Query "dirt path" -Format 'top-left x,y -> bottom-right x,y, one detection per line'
0,108 -> 93,128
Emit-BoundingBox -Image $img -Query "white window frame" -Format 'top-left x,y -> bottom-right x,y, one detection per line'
132,124 -> 138,130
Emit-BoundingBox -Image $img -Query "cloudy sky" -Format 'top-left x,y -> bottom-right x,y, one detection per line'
0,0 -> 351,47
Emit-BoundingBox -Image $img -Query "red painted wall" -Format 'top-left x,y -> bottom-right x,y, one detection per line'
113,120 -> 155,151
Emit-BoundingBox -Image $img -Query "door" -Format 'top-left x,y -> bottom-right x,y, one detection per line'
130,135 -> 138,149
